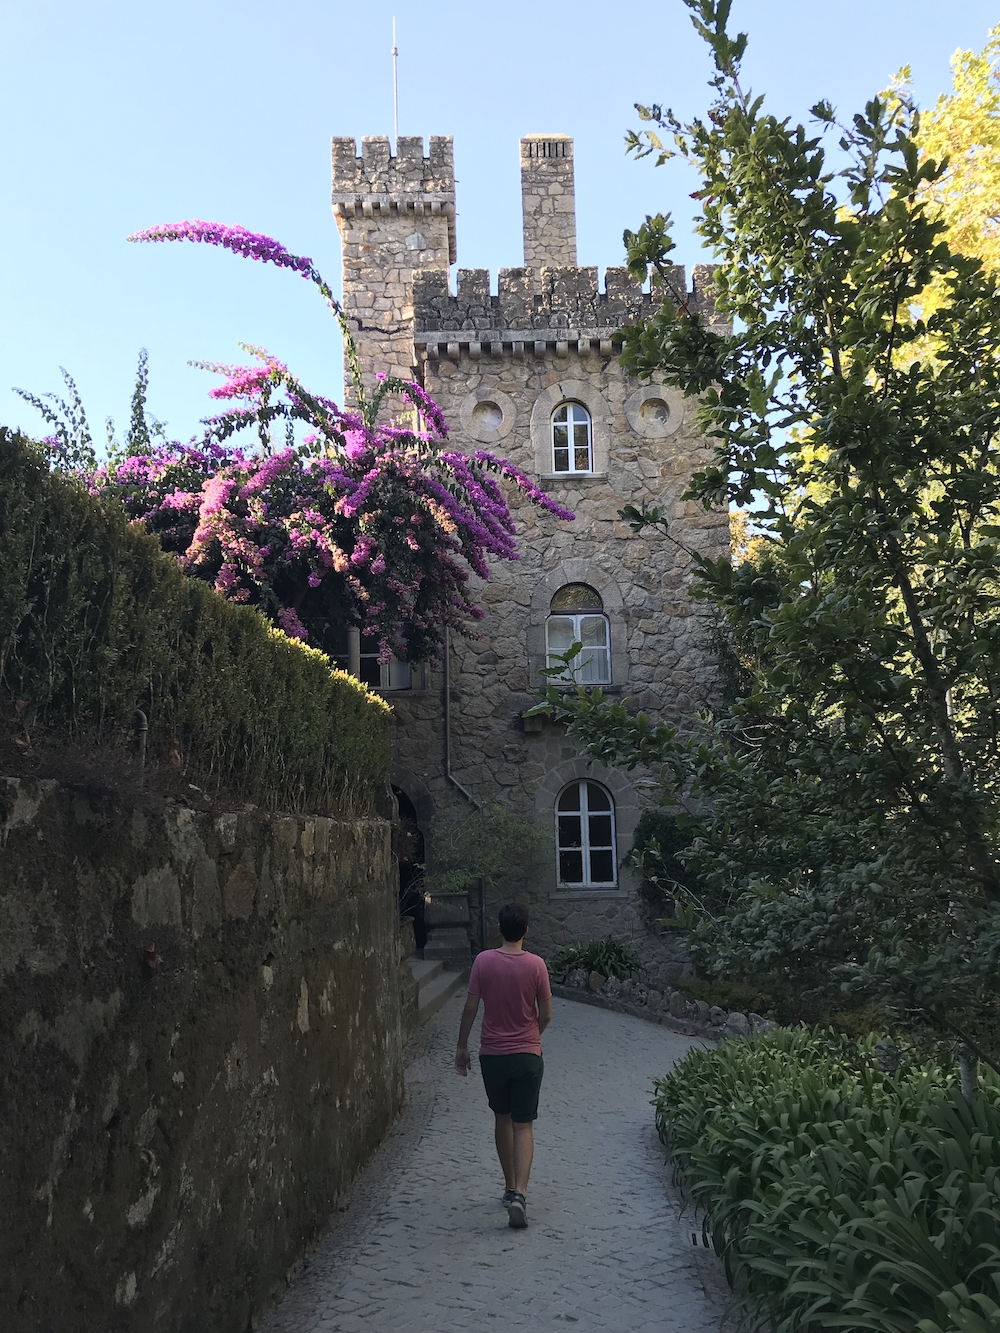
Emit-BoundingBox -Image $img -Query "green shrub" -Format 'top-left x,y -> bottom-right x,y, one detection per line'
654,1028 -> 1000,1333
550,936 -> 641,983
681,976 -> 780,1019
424,803 -> 543,894
0,430 -> 390,814
628,809 -> 703,923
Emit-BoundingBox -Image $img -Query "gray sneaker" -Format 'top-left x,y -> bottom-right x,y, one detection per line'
506,1192 -> 527,1229
502,1189 -> 518,1207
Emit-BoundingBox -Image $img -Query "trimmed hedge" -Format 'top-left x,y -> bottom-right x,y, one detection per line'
654,1029 -> 1000,1333
0,429 -> 390,814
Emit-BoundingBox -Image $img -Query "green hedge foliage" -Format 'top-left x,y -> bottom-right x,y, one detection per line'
0,430 -> 390,814
654,1028 -> 1000,1333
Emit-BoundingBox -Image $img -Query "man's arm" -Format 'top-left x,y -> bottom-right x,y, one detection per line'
455,993 -> 480,1075
537,995 -> 552,1037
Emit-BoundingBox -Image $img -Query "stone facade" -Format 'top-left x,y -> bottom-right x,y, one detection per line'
331,133 -> 729,968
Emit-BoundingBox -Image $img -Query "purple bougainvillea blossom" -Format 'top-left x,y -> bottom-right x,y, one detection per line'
127,221 -> 314,277
276,607 -> 308,640
110,220 -> 575,661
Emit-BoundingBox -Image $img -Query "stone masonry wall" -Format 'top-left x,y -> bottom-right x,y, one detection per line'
520,135 -> 577,271
389,334 -> 728,969
332,132 -> 729,984
413,262 -> 720,343
0,777 -> 403,1333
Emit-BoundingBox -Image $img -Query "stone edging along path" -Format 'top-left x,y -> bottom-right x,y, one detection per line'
549,976 -> 780,1044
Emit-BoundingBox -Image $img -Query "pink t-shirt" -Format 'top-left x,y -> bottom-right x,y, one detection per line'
468,949 -> 552,1056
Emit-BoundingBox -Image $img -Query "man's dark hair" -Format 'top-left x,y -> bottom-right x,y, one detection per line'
498,902 -> 530,942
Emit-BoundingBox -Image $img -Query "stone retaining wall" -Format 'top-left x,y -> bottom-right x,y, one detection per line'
0,777 -> 403,1333
551,975 -> 779,1044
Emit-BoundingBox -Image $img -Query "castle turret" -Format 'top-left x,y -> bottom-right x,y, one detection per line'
331,127 -> 730,979
331,135 -> 455,402
520,134 -> 577,272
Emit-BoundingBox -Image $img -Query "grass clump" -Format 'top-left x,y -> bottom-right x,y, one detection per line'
549,936 -> 641,983
654,1028 -> 1000,1332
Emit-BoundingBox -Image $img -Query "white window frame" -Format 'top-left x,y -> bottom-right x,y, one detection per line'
359,641 -> 412,691
545,613 -> 611,685
375,656 -> 413,690
551,402 -> 593,474
340,628 -> 413,690
555,780 -> 618,888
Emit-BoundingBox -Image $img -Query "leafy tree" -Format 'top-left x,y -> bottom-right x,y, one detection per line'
887,26 -> 1000,345
14,349 -> 165,472
628,809 -> 704,924
423,803 -> 543,897
918,25 -> 1000,275
538,0 -> 1000,1069
13,366 -> 96,472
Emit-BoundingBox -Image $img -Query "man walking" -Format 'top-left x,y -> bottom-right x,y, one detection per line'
455,903 -> 552,1229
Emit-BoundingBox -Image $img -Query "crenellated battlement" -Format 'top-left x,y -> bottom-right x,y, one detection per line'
331,129 -> 723,366
413,263 -> 722,358
331,135 -> 457,271
331,135 -> 454,204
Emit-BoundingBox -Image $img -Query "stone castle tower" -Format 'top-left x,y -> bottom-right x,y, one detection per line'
332,133 -> 729,979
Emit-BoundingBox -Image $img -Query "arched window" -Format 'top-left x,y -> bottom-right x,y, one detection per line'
556,780 -> 617,887
551,402 -> 592,473
546,584 -> 610,684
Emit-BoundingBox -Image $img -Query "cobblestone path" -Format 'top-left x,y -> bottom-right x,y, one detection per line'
260,994 -> 729,1333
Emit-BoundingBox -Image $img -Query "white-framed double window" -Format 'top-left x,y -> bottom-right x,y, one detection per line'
551,402 -> 592,473
359,642 -> 412,691
545,584 -> 611,685
330,627 -> 413,690
556,780 -> 617,887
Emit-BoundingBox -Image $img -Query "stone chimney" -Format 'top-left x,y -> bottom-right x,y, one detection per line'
520,135 -> 577,270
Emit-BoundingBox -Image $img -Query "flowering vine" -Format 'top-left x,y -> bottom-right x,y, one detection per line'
89,221 -> 574,663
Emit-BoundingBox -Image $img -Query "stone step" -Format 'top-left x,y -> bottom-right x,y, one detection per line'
408,956 -> 444,987
416,968 -> 465,1021
422,924 -> 473,968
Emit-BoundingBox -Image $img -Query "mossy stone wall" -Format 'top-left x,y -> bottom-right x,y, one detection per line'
0,777 -> 402,1333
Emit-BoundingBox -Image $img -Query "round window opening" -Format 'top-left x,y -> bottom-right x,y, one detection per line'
639,397 -> 670,425
472,400 -> 503,431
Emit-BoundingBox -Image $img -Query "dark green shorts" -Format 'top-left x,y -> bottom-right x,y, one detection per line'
479,1052 -> 544,1122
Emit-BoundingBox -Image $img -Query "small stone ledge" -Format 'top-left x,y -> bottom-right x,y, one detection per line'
550,978 -> 780,1045
538,472 -> 609,483
550,981 -> 713,1040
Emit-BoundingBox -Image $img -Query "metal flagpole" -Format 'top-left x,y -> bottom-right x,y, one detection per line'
392,18 -> 399,155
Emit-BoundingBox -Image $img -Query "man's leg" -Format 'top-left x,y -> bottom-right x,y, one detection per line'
494,1112 -> 515,1191
512,1120 -> 534,1196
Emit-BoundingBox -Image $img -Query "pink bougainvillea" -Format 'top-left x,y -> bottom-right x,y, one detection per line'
95,223 -> 575,662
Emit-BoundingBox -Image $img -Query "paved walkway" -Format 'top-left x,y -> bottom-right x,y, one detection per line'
260,995 -> 729,1333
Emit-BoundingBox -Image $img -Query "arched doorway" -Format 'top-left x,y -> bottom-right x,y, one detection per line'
392,786 -> 427,955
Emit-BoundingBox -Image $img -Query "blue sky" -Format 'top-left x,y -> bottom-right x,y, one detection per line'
1,0 -> 996,445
